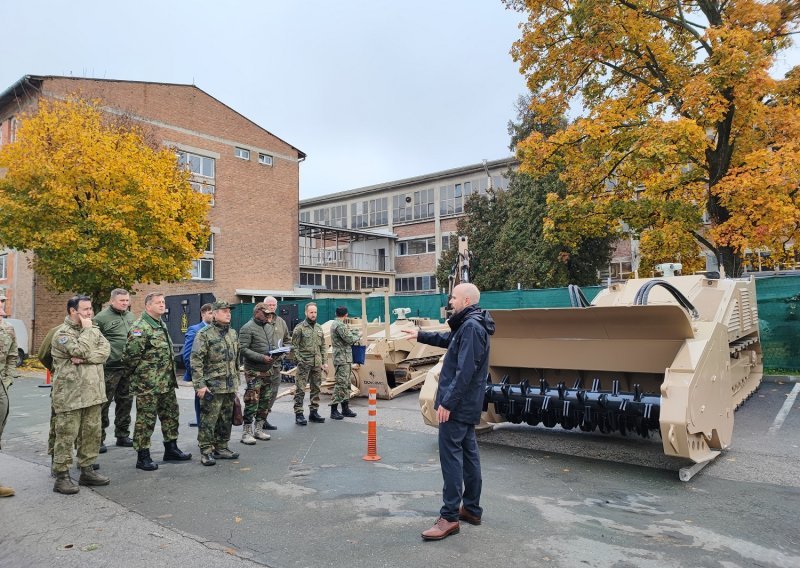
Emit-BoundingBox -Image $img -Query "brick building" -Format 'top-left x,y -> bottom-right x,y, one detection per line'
0,75 -> 304,350
298,158 -> 515,296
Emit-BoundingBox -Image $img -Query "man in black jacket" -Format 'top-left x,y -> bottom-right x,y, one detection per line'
403,283 -> 495,541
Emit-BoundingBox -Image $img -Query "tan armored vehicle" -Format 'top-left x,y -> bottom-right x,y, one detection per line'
419,275 -> 762,480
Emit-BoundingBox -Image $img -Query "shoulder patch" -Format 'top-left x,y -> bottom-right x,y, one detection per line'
58,336 -> 69,344
131,330 -> 143,337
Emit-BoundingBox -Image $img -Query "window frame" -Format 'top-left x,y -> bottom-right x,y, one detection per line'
258,153 -> 273,166
234,147 -> 250,160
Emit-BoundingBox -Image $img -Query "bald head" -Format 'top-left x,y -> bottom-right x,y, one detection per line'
451,283 -> 480,315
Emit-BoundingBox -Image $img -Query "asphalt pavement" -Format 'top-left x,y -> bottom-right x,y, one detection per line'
1,371 -> 798,568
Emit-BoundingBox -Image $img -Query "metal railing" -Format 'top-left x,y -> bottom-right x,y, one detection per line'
299,247 -> 393,272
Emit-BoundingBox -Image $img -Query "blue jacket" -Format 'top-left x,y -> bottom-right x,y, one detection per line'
417,305 -> 495,425
182,321 -> 208,381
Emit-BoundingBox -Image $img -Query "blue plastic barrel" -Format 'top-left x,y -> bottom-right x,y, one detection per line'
351,345 -> 367,364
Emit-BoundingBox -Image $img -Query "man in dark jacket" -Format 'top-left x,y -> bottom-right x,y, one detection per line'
403,283 -> 494,541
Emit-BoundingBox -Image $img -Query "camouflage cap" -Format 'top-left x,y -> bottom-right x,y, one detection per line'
211,300 -> 235,310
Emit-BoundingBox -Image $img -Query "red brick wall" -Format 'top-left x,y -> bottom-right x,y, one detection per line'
2,78 -> 302,350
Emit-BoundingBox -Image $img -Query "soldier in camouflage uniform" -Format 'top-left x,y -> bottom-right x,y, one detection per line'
0,290 -> 20,497
291,302 -> 328,425
190,300 -> 240,466
123,292 -> 191,471
93,288 -> 136,452
50,296 -> 112,494
238,297 -> 290,444
329,306 -> 361,420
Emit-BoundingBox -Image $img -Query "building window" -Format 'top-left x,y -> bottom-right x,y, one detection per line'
441,234 -> 454,251
300,211 -> 311,223
300,272 -> 322,287
413,188 -> 435,220
355,276 -> 389,290
178,151 -> 215,178
0,254 -> 7,280
440,184 -> 464,216
190,259 -> 214,280
396,275 -> 437,293
205,234 -> 215,254
331,204 -> 348,228
313,207 -> 330,225
324,274 -> 352,291
190,181 -> 216,206
258,153 -> 273,166
235,147 -> 250,160
393,194 -> 413,223
352,198 -> 388,228
397,237 -> 436,256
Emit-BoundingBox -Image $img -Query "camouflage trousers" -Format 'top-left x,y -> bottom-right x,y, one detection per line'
198,392 -> 235,454
293,362 -> 323,414
133,391 -> 180,451
330,364 -> 353,405
101,367 -> 133,442
52,404 -> 102,474
0,380 -> 9,449
243,368 -> 281,424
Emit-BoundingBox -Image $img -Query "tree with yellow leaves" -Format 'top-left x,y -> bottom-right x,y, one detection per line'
0,97 -> 210,305
505,0 -> 800,275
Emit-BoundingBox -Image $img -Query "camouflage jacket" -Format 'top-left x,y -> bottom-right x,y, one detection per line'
330,319 -> 360,365
93,306 -> 136,369
239,316 -> 290,372
291,319 -> 326,367
51,316 -> 110,413
123,312 -> 177,396
190,322 -> 239,394
0,320 -> 19,388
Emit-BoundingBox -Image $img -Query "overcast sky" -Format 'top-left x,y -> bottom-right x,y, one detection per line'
1,1 -> 527,199
2,2 -> 797,200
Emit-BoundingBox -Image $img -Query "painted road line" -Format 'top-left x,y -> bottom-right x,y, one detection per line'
768,383 -> 800,435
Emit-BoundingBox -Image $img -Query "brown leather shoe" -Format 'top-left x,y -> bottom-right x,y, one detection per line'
421,517 -> 460,540
459,507 -> 482,525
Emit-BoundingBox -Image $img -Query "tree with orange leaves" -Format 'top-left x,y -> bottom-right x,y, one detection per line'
0,97 -> 210,306
505,0 -> 800,275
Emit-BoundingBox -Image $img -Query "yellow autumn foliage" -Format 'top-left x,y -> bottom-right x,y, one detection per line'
505,0 -> 800,274
0,97 -> 210,302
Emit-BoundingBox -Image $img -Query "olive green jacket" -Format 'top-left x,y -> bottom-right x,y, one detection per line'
331,319 -> 360,365
51,316 -> 110,413
291,319 -> 326,367
190,322 -> 240,394
239,316 -> 290,372
93,306 -> 136,369
0,321 -> 19,388
123,312 -> 177,396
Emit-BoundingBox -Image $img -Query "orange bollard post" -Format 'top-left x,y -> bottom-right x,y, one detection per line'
362,387 -> 381,461
38,369 -> 52,388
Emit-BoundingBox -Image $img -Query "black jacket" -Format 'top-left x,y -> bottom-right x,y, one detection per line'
417,305 -> 495,425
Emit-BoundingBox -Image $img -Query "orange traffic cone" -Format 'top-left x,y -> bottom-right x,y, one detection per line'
362,388 -> 381,461
38,369 -> 52,388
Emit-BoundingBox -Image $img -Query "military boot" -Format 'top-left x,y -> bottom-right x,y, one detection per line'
241,423 -> 257,445
136,448 -> 158,471
0,483 -> 14,497
79,466 -> 110,486
53,472 -> 79,495
330,404 -> 344,420
341,401 -> 357,418
295,413 -> 308,426
263,419 -> 277,430
309,409 -> 326,423
200,452 -> 216,466
163,440 -> 192,461
213,447 -> 240,460
253,421 -> 271,441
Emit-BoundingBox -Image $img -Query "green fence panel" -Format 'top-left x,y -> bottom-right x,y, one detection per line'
755,275 -> 800,371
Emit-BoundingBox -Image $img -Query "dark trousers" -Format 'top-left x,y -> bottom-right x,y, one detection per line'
438,418 -> 482,521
